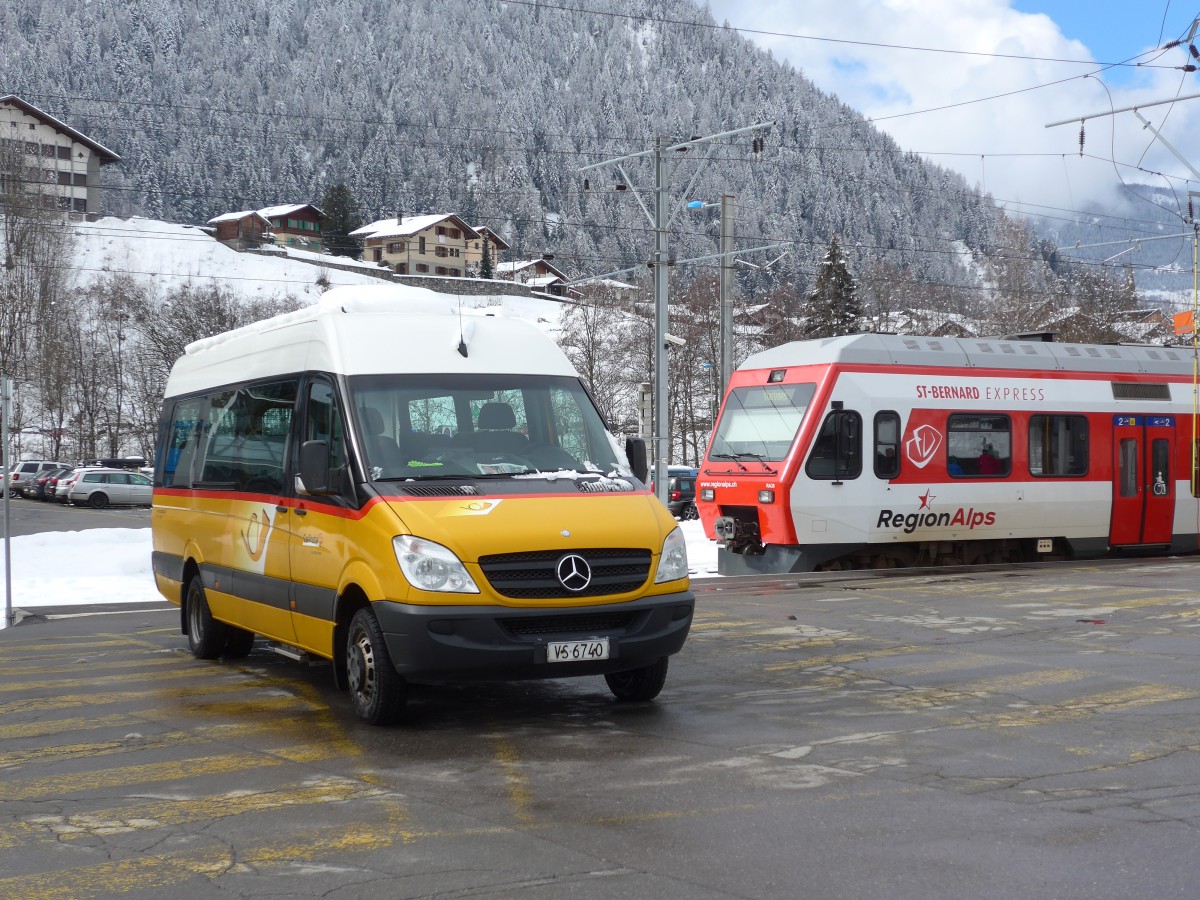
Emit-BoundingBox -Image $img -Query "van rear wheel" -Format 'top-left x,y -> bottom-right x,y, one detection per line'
605,657 -> 669,702
346,607 -> 407,725
186,576 -> 228,659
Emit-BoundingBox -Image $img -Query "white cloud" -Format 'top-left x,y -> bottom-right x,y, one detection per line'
705,0 -> 1200,218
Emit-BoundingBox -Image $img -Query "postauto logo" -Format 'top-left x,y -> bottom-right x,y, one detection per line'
877,490 -> 996,535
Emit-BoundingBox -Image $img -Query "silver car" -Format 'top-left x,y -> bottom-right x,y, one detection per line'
66,469 -> 153,509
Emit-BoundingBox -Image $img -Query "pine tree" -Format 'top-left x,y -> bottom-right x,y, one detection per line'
479,237 -> 494,280
320,183 -> 362,258
805,236 -> 860,337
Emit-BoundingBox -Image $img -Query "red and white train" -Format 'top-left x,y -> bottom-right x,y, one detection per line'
696,332 -> 1200,574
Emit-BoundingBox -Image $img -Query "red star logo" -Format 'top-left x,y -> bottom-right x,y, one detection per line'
917,490 -> 935,510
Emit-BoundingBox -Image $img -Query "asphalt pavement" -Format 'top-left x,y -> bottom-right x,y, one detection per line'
2,557 -> 1199,898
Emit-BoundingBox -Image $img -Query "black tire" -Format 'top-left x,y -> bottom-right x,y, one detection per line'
605,657 -> 669,702
681,502 -> 698,520
186,576 -> 228,659
224,627 -> 256,658
345,607 -> 407,725
88,491 -> 109,509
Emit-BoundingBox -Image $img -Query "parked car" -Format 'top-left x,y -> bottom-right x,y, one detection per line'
651,466 -> 699,519
30,466 -> 73,501
52,467 -> 101,503
8,460 -> 67,497
67,468 -> 153,509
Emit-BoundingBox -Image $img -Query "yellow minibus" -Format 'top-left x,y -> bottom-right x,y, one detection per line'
151,286 -> 694,724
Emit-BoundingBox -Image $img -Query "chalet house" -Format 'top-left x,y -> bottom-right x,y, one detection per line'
497,258 -> 569,296
465,225 -> 510,273
259,203 -> 323,251
0,94 -> 120,220
206,210 -> 272,249
351,214 -> 479,277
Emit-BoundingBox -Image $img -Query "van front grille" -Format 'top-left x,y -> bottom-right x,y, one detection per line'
478,548 -> 651,599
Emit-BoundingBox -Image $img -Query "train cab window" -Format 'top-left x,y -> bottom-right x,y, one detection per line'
1029,414 -> 1087,477
947,414 -> 1011,477
710,382 -> 817,462
874,411 -> 901,479
806,409 -> 862,480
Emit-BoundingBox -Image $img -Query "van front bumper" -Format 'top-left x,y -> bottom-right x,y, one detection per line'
372,590 -> 694,683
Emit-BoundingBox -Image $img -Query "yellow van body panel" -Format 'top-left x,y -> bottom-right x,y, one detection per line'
153,487 -> 686,660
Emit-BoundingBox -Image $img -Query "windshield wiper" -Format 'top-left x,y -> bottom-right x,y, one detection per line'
709,453 -> 748,471
710,452 -> 776,473
735,452 -> 777,473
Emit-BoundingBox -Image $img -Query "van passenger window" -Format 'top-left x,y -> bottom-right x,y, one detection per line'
303,379 -> 349,488
161,396 -> 207,488
198,380 -> 297,493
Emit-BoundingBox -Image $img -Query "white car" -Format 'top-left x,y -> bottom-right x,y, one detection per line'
8,460 -> 67,497
67,469 -> 153,509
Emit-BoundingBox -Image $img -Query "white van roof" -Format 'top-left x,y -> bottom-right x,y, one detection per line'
164,285 -> 575,398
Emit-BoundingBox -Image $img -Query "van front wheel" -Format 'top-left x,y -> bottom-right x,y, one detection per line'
186,576 -> 228,659
346,607 -> 407,725
605,657 -> 669,702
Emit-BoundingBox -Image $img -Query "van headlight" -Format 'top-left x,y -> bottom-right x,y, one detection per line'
394,535 -> 479,593
654,527 -> 689,584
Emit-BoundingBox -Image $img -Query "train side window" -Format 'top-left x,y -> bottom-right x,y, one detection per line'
874,411 -> 901,479
806,409 -> 862,481
1151,439 -> 1170,497
1118,439 -> 1138,497
947,414 -> 1011,477
1029,414 -> 1088,477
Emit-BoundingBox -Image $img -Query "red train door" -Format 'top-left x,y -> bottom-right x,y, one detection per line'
1110,415 -> 1175,547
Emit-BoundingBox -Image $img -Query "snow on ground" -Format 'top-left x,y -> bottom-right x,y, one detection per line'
72,217 -> 392,300
0,520 -> 719,621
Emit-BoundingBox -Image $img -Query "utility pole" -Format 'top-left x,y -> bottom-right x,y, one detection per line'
579,123 -> 773,502
2,377 -> 11,630
719,193 -> 735,396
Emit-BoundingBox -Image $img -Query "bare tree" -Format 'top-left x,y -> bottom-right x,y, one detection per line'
1,137 -> 76,458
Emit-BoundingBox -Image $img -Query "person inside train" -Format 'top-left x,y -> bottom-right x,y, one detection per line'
977,444 -> 1000,476
948,456 -> 965,476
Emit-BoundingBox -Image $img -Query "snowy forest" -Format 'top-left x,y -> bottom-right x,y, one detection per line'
0,0 -> 1174,465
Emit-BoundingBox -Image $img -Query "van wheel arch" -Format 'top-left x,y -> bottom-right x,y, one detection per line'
180,559 -> 202,636
332,587 -> 370,691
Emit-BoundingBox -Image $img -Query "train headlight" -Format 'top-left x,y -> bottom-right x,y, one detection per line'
394,535 -> 479,593
758,489 -> 776,504
700,488 -> 714,501
655,527 -> 689,583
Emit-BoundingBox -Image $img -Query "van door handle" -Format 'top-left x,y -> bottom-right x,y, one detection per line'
294,508 -> 307,517
276,505 -> 289,513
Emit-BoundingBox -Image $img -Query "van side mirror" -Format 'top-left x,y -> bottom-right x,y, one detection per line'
625,437 -> 648,483
297,440 -> 331,495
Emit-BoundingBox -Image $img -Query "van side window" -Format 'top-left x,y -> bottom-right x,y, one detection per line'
303,379 -> 349,490
198,380 -> 297,493
161,396 -> 208,488
874,411 -> 901,479
806,409 -> 862,480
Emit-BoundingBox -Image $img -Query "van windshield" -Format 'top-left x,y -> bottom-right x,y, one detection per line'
709,382 -> 817,463
348,373 -> 629,481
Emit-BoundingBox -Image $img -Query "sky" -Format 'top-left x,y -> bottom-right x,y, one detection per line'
0,521 -> 719,626
703,0 -> 1200,220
